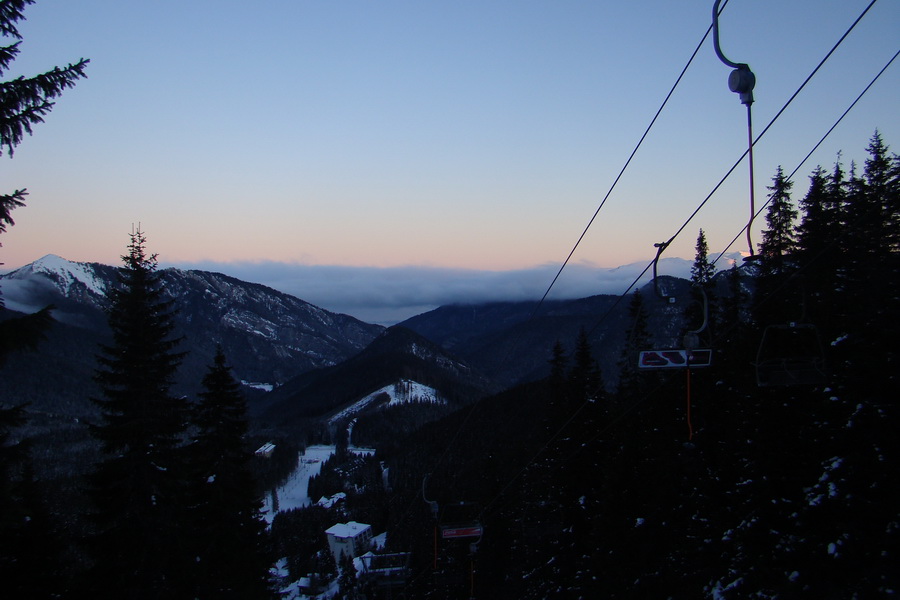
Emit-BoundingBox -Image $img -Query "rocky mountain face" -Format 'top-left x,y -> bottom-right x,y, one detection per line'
0,255 -> 384,419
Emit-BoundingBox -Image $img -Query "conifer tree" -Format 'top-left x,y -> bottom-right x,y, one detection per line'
546,339 -> 568,421
0,3 -> 86,593
839,132 -> 900,391
1,0 -> 87,355
796,167 -> 836,298
857,132 -> 898,255
0,0 -> 89,157
338,553 -> 361,600
796,167 -> 831,256
689,228 -> 715,287
188,346 -> 272,599
757,166 -> 797,268
755,166 -> 799,326
548,340 -> 567,387
825,157 -> 852,290
563,327 -> 607,558
616,289 -> 652,402
685,228 -> 716,342
569,327 -> 603,405
0,405 -> 62,596
714,263 -> 753,388
85,229 -> 192,598
849,133 -> 899,284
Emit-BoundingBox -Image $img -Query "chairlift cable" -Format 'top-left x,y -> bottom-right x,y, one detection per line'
713,46 -> 900,267
482,121 -> 892,517
483,231 -> 841,516
480,1 -> 886,517
673,0 -> 879,264
481,192 -> 870,518
552,201 -> 877,479
395,4 -> 738,532
408,0 -> 793,519
530,2 -> 731,319
606,0 -> 879,310
394,6 -> 888,585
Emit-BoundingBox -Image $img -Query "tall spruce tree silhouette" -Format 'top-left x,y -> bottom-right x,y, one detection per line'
86,229 -> 192,598
187,346 -> 273,598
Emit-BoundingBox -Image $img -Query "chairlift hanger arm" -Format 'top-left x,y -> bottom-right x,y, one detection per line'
422,474 -> 439,518
712,0 -> 757,255
712,0 -> 756,105
651,240 -> 708,338
687,287 -> 709,336
712,0 -> 745,70
652,241 -> 672,301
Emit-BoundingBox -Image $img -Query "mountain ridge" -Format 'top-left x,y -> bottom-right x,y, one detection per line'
254,325 -> 494,433
0,255 -> 385,418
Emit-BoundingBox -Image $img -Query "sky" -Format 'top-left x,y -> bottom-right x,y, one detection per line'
2,0 -> 898,323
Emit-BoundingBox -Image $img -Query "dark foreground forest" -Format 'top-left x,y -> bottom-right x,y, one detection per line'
1,0 -> 898,594
376,132 -> 899,599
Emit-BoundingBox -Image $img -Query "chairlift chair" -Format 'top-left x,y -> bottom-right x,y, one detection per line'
640,241 -> 713,369
439,502 -> 483,541
755,322 -> 826,387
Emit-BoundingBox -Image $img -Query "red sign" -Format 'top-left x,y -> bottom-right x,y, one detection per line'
441,526 -> 483,539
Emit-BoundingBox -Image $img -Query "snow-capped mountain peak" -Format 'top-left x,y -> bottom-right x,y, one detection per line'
0,254 -> 115,317
26,254 -> 109,297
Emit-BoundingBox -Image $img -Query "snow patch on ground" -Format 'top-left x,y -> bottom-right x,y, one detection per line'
242,380 -> 274,392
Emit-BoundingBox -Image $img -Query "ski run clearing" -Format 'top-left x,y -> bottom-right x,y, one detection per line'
327,379 -> 446,425
261,380 -> 442,596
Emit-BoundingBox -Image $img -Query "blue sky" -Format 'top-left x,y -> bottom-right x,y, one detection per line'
2,0 -> 898,322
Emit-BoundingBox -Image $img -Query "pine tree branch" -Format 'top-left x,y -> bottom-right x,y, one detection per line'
0,188 -> 26,236
0,0 -> 31,41
0,58 -> 89,155
0,42 -> 21,76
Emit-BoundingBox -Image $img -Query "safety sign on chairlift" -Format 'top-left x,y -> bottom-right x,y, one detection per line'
638,349 -> 712,369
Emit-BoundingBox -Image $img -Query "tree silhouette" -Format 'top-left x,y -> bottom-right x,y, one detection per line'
758,166 -> 797,269
1,0 -> 87,353
754,166 -> 799,326
690,228 -> 715,287
187,346 -> 273,598
616,289 -> 653,403
0,3 -> 87,594
85,229 -> 192,597
685,228 -> 716,344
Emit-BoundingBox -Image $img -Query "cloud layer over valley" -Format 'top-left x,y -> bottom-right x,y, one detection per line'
171,256 -> 732,325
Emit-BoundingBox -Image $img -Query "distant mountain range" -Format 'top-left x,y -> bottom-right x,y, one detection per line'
1,254 -> 735,437
399,269 -> 725,391
0,255 -> 383,421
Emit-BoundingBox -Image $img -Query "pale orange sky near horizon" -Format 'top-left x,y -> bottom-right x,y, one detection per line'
2,0 -> 898,277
